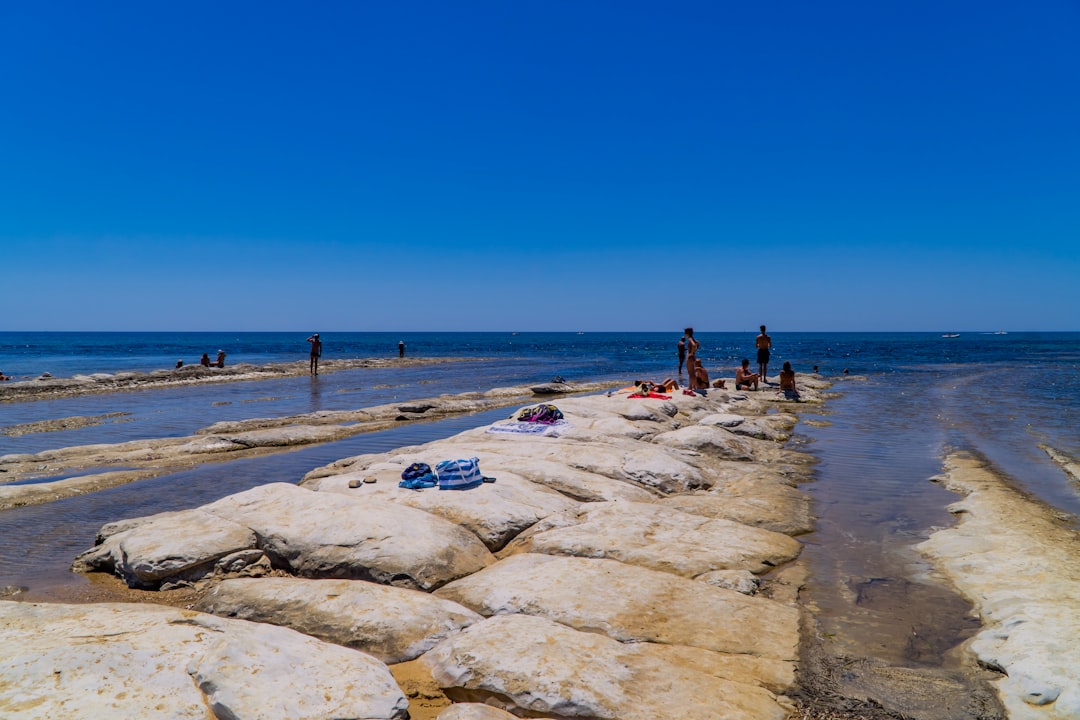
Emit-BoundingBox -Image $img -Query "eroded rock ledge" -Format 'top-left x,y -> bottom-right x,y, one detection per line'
7,384 -> 823,719
0,356 -> 474,404
0,380 -> 618,511
918,453 -> 1080,719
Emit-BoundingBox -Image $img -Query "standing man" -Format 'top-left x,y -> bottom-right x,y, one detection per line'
755,325 -> 772,383
307,333 -> 322,375
398,340 -> 405,358
677,333 -> 687,375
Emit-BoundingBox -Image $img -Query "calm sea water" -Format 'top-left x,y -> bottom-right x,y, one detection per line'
1,331 -> 1078,609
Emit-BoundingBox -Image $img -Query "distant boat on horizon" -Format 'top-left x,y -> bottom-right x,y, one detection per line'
942,333 -> 961,338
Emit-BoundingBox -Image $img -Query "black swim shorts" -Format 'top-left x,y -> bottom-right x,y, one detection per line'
757,348 -> 770,364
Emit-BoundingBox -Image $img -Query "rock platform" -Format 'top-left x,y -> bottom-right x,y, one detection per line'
5,382 -> 827,718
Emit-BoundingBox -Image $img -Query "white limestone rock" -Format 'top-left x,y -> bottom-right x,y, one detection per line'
436,705 -> 520,720
201,483 -> 495,590
696,568 -> 762,594
661,485 -> 813,536
699,412 -> 746,427
918,455 -> 1080,719
476,453 -> 657,503
71,508 -> 257,589
307,467 -> 577,551
435,553 -> 798,659
0,600 -> 408,720
652,424 -> 755,460
500,501 -> 802,576
195,577 -> 483,664
419,614 -> 788,720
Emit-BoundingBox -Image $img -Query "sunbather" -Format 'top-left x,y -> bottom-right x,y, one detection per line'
736,359 -> 760,390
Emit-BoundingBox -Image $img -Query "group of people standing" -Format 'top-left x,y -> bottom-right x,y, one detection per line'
677,325 -> 800,400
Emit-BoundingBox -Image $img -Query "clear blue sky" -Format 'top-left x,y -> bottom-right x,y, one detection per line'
3,2 -> 1078,332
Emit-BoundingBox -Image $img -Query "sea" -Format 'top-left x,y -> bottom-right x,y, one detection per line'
1,330 -> 1079,680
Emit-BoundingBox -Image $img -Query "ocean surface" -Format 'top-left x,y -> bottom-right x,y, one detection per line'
2,330 -> 1079,660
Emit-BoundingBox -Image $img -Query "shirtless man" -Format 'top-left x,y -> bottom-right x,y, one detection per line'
307,333 -> 323,375
677,334 -> 687,375
736,358 -> 760,390
755,325 -> 772,383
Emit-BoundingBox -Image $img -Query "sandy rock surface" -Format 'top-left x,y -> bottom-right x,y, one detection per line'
0,600 -> 409,720
195,577 -> 483,663
419,613 -> 789,720
500,499 -> 803,576
435,704 -> 520,719
434,553 -> 799,658
919,453 -> 1080,719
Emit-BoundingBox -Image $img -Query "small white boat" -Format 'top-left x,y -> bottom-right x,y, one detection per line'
942,333 -> 960,338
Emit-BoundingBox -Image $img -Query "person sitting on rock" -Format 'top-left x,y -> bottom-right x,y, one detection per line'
214,350 -> 227,368
200,353 -> 212,367
779,361 -> 800,400
690,358 -> 710,396
736,359 -> 760,390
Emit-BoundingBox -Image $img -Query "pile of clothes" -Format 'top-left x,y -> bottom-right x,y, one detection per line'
398,458 -> 495,491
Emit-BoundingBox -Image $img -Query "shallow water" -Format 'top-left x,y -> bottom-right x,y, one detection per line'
0,406 -> 517,594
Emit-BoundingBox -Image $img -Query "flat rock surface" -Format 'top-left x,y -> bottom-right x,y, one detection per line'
419,613 -> 789,720
434,553 -> 799,659
500,500 -> 803,576
195,577 -> 483,664
305,465 -> 577,551
0,600 -> 409,720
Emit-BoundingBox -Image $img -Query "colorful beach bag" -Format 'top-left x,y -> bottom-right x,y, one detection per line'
518,404 -> 564,424
434,457 -> 484,491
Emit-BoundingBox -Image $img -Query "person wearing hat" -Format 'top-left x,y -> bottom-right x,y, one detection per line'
307,333 -> 323,375
398,340 -> 405,358
215,350 -> 227,368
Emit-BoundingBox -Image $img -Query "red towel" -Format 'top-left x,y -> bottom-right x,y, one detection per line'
629,392 -> 671,400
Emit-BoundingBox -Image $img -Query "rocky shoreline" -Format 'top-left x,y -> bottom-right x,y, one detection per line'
0,380 -> 618,511
6,373 -> 1074,718
0,356 -> 475,404
918,453 -> 1080,719
1,379 -> 828,719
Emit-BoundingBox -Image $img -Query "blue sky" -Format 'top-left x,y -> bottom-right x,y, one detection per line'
3,2 -> 1077,331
